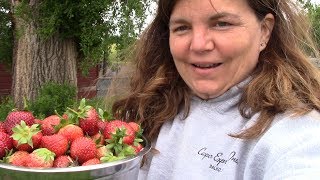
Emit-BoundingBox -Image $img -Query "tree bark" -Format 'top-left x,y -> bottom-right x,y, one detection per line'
11,1 -> 78,109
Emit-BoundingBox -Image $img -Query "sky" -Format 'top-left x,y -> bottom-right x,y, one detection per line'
311,0 -> 320,3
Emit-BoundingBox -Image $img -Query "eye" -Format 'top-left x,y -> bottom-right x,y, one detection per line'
213,21 -> 232,28
172,25 -> 190,32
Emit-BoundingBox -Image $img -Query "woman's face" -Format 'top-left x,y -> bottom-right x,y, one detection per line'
169,0 -> 274,99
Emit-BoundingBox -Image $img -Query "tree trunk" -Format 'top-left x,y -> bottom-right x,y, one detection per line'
11,1 -> 78,109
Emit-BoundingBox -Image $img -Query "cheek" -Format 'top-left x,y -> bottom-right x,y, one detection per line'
220,35 -> 260,61
228,44 -> 260,77
169,37 -> 188,59
218,37 -> 260,80
220,28 -> 261,53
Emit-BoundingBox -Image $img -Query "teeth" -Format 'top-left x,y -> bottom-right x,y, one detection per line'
194,63 -> 221,68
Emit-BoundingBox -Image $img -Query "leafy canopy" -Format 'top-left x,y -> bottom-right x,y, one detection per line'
0,0 -> 154,72
299,0 -> 320,49
0,0 -> 13,67
308,4 -> 320,48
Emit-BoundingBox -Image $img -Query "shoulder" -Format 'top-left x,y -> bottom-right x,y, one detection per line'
246,110 -> 320,178
263,110 -> 320,142
255,110 -> 320,153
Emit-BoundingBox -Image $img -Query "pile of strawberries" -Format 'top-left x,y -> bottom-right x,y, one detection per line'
0,99 -> 144,168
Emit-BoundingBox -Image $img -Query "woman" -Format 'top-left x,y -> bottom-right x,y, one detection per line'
110,0 -> 320,179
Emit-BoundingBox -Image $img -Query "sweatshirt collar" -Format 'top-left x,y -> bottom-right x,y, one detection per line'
191,77 -> 251,113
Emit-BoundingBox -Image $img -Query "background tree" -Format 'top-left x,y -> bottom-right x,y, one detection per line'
0,0 -> 154,108
0,0 -> 12,67
299,0 -> 320,51
308,3 -> 320,49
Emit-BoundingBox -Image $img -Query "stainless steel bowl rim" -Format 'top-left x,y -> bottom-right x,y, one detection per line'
0,136 -> 151,173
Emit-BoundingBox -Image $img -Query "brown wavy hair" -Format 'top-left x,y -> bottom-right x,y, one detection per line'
110,0 -> 320,141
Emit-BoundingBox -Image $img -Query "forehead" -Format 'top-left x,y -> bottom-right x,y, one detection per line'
170,0 -> 253,18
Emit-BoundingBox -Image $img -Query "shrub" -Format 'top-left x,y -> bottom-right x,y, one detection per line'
0,96 -> 14,121
30,82 -> 77,118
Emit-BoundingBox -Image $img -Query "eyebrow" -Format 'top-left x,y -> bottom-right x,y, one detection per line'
169,12 -> 241,26
209,12 -> 241,20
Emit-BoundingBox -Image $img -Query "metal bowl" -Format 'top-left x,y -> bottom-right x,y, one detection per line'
0,136 -> 151,180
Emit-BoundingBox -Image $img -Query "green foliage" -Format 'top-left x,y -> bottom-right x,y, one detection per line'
29,82 -> 77,118
72,97 -> 111,116
14,0 -> 32,23
83,97 -> 105,109
0,0 -> 13,67
34,0 -> 152,74
0,96 -> 14,121
309,5 -> 320,49
300,0 -> 320,50
0,0 -> 154,73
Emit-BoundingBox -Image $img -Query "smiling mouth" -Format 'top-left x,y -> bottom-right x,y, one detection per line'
193,63 -> 222,68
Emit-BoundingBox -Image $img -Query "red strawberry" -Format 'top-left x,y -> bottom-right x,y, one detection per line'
53,155 -> 75,168
58,124 -> 84,143
79,108 -> 100,136
97,108 -> 113,133
8,151 -> 29,167
103,120 -> 125,139
41,134 -> 68,157
91,132 -> 104,146
26,148 -> 55,168
0,121 -> 6,133
0,132 -> 13,159
13,132 -> 43,152
67,99 -> 100,136
11,121 -> 42,152
128,122 -> 140,133
4,110 -> 35,135
104,120 -> 135,145
96,146 -> 110,159
122,133 -> 135,145
82,158 -> 100,166
42,115 -> 60,124
70,137 -> 97,164
131,143 -> 143,154
40,115 -> 61,135
41,123 -> 56,136
34,119 -> 42,125
97,120 -> 108,133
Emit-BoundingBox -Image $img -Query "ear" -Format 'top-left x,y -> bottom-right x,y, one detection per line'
259,13 -> 275,51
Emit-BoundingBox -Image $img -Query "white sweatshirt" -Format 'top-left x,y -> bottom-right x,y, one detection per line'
138,80 -> 320,180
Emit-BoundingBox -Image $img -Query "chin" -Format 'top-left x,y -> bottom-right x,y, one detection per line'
194,91 -> 219,100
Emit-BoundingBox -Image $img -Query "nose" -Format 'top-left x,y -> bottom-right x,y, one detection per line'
190,28 -> 214,53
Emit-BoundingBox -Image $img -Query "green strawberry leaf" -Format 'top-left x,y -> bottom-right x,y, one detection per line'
106,143 -> 115,149
98,108 -> 105,120
11,133 -> 22,141
98,108 -> 114,121
79,98 -> 86,110
34,148 -> 56,162
133,138 -> 143,146
100,152 -> 126,162
1,149 -> 13,163
19,138 -> 28,145
30,124 -> 39,131
11,120 -> 40,147
119,145 -> 135,157
83,105 -> 92,112
134,138 -> 143,143
54,110 -> 71,131
23,97 -> 30,111
118,137 -> 123,144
